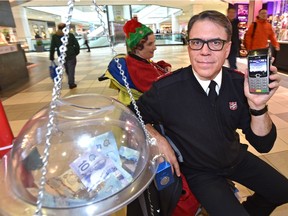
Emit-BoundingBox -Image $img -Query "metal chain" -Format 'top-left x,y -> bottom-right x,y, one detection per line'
92,0 -> 155,145
147,188 -> 155,216
34,1 -> 157,215
115,58 -> 154,143
92,1 -> 157,215
34,1 -> 75,215
92,1 -> 116,56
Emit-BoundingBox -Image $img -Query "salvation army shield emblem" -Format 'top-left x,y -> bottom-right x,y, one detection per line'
229,102 -> 238,110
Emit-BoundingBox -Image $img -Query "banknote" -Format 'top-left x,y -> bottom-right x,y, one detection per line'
91,131 -> 121,164
70,150 -> 132,192
119,146 -> 140,175
95,174 -> 124,201
46,168 -> 97,200
122,160 -> 138,175
69,151 -> 106,179
119,146 -> 140,162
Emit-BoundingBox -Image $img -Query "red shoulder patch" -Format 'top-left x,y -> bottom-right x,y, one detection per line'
156,72 -> 174,81
233,69 -> 245,76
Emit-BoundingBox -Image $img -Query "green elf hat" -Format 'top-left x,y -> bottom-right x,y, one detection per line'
123,19 -> 153,49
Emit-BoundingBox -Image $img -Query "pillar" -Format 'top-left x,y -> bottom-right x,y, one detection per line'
11,6 -> 33,50
171,14 -> 180,41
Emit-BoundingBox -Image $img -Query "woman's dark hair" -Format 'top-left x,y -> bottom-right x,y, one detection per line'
187,10 -> 232,41
130,32 -> 154,54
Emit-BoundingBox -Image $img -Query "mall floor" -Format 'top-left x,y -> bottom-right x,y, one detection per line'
1,45 -> 288,215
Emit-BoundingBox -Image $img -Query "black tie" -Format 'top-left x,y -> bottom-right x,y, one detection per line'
208,80 -> 218,105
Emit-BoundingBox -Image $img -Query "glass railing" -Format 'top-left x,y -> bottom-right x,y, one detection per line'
29,33 -> 185,52
154,33 -> 185,45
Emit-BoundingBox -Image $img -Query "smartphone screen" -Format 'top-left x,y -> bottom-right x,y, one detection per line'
248,49 -> 270,94
248,56 -> 268,78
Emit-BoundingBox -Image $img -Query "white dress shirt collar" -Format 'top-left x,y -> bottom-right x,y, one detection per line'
192,68 -> 222,95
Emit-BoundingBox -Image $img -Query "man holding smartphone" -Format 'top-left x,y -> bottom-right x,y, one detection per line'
129,10 -> 288,215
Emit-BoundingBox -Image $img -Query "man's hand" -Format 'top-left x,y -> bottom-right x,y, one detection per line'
244,63 -> 281,136
146,124 -> 181,177
244,62 -> 281,110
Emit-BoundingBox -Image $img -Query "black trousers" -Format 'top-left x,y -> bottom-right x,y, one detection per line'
227,49 -> 238,69
183,150 -> 288,216
84,39 -> 90,51
64,57 -> 77,86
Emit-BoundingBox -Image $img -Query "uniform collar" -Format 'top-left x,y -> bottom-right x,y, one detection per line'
192,68 -> 222,95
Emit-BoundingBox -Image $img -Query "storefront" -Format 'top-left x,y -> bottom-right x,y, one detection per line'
270,0 -> 288,72
0,1 -> 29,93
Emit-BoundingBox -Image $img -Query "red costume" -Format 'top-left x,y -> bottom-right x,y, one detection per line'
126,54 -> 171,92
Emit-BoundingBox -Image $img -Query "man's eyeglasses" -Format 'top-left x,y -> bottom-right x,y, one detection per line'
187,38 -> 228,51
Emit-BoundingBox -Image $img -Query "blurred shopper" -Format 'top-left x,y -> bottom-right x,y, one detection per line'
129,10 -> 288,215
227,7 -> 240,69
49,23 -> 80,89
244,9 -> 280,51
34,32 -> 42,39
83,29 -> 90,52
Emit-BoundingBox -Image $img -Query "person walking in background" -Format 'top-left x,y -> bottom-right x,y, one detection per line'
244,8 -> 280,51
227,7 -> 240,69
34,32 -> 42,39
83,29 -> 90,52
49,23 -> 80,89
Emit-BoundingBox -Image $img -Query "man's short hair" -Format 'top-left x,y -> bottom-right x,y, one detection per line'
227,7 -> 236,12
258,8 -> 267,14
187,10 -> 232,41
57,23 -> 66,30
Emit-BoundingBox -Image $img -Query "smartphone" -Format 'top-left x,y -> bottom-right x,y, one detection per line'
247,48 -> 270,94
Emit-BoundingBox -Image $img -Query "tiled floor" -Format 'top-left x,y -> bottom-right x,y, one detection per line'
1,45 -> 288,215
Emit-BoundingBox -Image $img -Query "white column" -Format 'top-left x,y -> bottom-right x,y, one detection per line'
171,14 -> 180,41
11,6 -> 33,50
171,14 -> 180,33
156,23 -> 160,31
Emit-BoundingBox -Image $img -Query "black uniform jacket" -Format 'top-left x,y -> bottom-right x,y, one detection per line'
131,65 -> 276,171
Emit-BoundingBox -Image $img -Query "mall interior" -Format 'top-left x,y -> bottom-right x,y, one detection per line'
0,0 -> 288,215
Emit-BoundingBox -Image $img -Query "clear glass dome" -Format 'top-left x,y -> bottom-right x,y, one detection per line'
0,94 -> 158,216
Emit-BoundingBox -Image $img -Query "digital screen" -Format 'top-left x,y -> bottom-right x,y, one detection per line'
248,56 -> 268,77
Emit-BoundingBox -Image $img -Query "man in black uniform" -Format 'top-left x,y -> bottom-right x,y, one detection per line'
130,10 -> 288,215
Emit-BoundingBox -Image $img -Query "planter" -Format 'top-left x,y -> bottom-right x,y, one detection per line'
35,45 -> 45,52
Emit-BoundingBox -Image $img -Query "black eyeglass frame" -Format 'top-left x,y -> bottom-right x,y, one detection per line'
187,38 -> 228,51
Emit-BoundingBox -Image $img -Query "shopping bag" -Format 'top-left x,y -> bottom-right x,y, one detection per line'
49,61 -> 58,80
